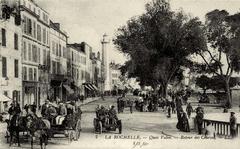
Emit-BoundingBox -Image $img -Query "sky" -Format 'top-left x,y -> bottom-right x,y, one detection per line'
37,0 -> 240,64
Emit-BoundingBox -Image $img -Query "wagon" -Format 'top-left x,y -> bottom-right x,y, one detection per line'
49,113 -> 81,141
93,117 -> 122,134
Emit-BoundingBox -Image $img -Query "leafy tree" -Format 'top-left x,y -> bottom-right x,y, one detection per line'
114,0 -> 206,97
196,75 -> 238,93
194,10 -> 240,107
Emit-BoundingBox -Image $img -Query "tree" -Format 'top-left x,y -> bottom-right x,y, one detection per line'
196,75 -> 238,93
195,75 -> 212,93
194,10 -> 240,107
113,0 -> 206,97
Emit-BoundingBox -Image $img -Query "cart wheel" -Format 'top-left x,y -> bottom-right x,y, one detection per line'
5,131 -> 9,143
93,118 -> 97,132
75,120 -> 81,140
98,121 -> 103,134
69,131 -> 74,142
118,120 -> 122,134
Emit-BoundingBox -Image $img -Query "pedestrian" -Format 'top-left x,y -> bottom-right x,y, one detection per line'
41,100 -> 50,117
230,112 -> 237,138
182,112 -> 190,132
171,100 -> 176,114
167,106 -> 171,118
195,112 -> 204,135
223,106 -> 228,113
186,103 -> 193,119
31,102 -> 37,114
117,97 -> 121,113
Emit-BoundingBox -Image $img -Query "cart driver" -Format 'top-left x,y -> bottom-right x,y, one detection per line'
108,105 -> 118,125
97,105 -> 108,125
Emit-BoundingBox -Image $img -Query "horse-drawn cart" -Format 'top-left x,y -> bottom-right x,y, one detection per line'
49,112 -> 82,142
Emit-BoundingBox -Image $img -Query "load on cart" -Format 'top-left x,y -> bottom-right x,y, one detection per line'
41,100 -> 82,141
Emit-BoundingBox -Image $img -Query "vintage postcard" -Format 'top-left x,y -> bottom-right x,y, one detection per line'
0,0 -> 240,149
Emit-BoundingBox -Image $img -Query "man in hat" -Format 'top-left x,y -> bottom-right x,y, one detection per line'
230,112 -> 237,138
41,99 -> 50,117
108,105 -> 118,125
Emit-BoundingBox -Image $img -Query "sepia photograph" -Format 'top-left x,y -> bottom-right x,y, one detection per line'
0,0 -> 240,148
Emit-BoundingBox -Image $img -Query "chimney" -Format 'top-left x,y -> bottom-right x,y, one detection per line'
53,23 -> 60,30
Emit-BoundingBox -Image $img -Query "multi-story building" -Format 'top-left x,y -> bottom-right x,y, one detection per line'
0,1 -> 22,110
49,21 -> 71,102
67,43 -> 87,97
80,42 -> 99,97
91,51 -> 102,93
109,62 -> 121,91
19,0 -> 50,108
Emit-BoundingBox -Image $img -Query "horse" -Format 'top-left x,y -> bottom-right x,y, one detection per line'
25,114 -> 50,149
6,114 -> 28,147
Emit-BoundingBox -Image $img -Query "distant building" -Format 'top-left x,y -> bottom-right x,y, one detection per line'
109,61 -> 121,91
67,43 -> 87,97
49,21 -> 70,102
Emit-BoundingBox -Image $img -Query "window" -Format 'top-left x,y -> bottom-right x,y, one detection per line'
63,47 -> 66,58
57,62 -> 60,74
38,48 -> 40,63
23,41 -> 27,60
23,16 -> 27,34
43,49 -> 46,65
1,28 -> 6,46
33,68 -> 37,81
37,24 -> 41,41
52,61 -> 56,74
32,45 -> 38,63
28,43 -> 32,61
56,43 -> 58,56
2,57 -> 7,77
14,33 -> 18,50
14,59 -> 19,78
29,68 -> 33,81
33,21 -> 36,38
22,67 -> 27,80
43,28 -> 46,44
59,44 -> 61,57
27,18 -> 32,35
52,41 -> 55,55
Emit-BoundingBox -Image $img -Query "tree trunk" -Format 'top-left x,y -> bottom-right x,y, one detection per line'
161,82 -> 168,98
225,78 -> 232,108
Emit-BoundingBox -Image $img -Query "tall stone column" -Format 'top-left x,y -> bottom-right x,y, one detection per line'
101,34 -> 111,92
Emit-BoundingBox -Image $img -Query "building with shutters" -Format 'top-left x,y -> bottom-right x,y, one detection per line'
0,1 -> 22,109
49,21 -> 70,102
19,0 -> 50,108
67,43 -> 86,97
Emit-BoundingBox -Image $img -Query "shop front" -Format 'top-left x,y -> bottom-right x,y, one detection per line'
22,81 -> 38,109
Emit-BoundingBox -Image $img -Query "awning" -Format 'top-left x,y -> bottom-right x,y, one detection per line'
0,94 -> 11,102
92,84 -> 98,91
84,84 -> 92,91
87,84 -> 95,90
63,85 -> 74,94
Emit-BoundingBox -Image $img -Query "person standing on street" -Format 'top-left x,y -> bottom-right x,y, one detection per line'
195,105 -> 204,135
186,103 -> 193,119
230,112 -> 237,138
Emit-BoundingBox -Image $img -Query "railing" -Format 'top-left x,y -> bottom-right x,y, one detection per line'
202,119 -> 240,137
